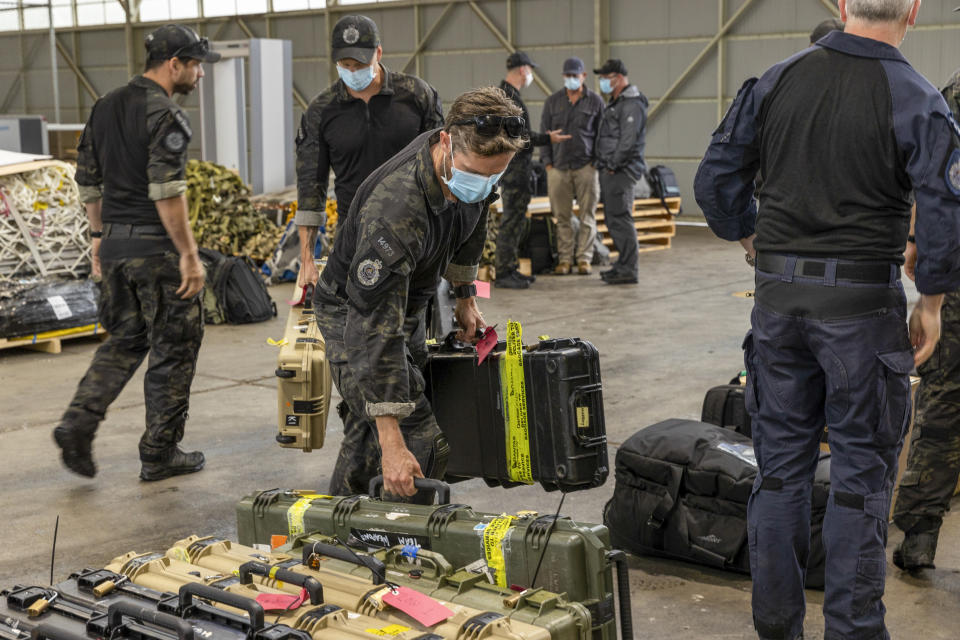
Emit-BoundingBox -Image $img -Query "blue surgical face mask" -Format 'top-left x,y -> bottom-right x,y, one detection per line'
564,76 -> 582,91
442,141 -> 505,204
598,77 -> 613,94
337,62 -> 376,91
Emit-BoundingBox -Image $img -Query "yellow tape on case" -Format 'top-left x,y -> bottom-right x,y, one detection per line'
286,496 -> 324,538
364,624 -> 410,637
501,320 -> 533,484
483,515 -> 515,588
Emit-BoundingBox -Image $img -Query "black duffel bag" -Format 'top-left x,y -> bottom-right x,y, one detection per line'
603,418 -> 828,589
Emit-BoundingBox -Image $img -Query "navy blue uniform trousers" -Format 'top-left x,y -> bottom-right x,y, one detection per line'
744,265 -> 913,640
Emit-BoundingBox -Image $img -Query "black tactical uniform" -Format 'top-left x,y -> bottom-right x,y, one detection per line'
314,129 -> 493,502
494,52 -> 551,287
54,25 -> 220,481
295,15 -> 443,231
892,68 -> 960,570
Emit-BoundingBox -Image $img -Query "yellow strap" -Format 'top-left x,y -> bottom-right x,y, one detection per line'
482,515 -> 515,588
364,624 -> 410,636
501,320 -> 533,484
286,498 -> 315,538
268,566 -> 279,579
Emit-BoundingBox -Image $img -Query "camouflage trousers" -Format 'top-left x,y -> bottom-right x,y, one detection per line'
494,165 -> 532,276
316,301 -> 449,503
893,290 -> 960,535
61,252 -> 204,461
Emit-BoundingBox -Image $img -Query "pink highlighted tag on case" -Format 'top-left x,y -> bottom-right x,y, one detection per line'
476,326 -> 499,365
382,586 -> 454,627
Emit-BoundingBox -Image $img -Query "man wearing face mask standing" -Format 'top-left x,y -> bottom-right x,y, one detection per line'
541,57 -> 605,276
495,51 -> 571,289
53,25 -> 219,481
295,15 -> 443,291
314,87 -> 525,502
594,59 -> 648,285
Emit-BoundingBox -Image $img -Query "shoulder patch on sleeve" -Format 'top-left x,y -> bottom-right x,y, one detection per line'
945,149 -> 960,197
356,255 -> 384,288
371,225 -> 406,268
164,130 -> 187,153
170,108 -> 193,139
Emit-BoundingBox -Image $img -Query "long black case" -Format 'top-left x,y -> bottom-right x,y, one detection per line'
603,419 -> 828,589
423,336 -> 608,492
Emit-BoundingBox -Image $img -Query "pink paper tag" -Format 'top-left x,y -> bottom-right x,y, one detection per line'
382,586 -> 454,627
254,588 -> 307,611
474,280 -> 491,299
476,326 -> 499,365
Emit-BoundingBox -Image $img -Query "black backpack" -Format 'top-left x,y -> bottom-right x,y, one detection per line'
701,375 -> 752,438
604,419 -> 828,589
519,215 -> 558,274
199,248 -> 277,325
648,165 -> 681,213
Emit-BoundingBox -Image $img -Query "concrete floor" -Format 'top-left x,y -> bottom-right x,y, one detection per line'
1,225 -> 958,639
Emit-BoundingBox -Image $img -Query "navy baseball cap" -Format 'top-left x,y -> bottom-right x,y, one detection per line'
562,57 -> 585,75
145,25 -> 221,63
506,51 -> 537,70
331,15 -> 380,64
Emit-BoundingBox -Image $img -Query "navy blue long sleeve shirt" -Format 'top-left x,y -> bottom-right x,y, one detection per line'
693,31 -> 960,295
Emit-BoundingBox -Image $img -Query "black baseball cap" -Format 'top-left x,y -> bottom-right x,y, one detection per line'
594,59 -> 628,76
562,57 -> 585,75
332,15 -> 380,64
145,25 -> 221,63
506,51 -> 537,70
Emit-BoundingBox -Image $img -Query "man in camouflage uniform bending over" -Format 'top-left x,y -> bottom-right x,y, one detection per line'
891,67 -> 960,571
54,25 -> 219,481
314,87 -> 525,501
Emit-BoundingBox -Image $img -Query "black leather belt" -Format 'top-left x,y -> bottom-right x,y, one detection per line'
103,223 -> 168,239
757,253 -> 896,284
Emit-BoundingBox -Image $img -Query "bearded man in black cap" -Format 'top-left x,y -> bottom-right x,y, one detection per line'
295,15 -> 444,292
55,24 -> 220,481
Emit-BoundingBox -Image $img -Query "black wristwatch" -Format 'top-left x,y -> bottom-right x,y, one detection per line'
89,230 -> 103,239
453,283 -> 477,299
907,234 -> 916,243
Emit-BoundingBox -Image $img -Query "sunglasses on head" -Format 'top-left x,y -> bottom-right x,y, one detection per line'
172,37 -> 210,61
451,115 -> 525,138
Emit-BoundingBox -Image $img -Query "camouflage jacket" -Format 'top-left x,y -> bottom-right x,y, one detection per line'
294,64 -> 443,227
317,129 -> 496,418
75,75 -> 191,225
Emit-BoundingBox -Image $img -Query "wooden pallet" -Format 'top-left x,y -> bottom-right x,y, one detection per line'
0,323 -> 107,354
528,196 -> 679,254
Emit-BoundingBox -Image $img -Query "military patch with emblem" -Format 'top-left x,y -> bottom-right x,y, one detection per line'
947,149 -> 960,197
357,258 -> 383,287
343,26 -> 360,45
295,126 -> 305,145
164,130 -> 186,153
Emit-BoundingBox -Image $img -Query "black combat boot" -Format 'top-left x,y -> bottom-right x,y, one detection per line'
494,271 -> 531,289
140,447 -> 205,481
893,529 -> 939,571
53,426 -> 96,478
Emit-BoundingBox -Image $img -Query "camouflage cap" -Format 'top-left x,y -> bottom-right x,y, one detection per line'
145,24 -> 221,63
332,15 -> 380,64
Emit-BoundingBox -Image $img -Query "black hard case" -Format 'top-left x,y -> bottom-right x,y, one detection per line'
423,337 -> 608,492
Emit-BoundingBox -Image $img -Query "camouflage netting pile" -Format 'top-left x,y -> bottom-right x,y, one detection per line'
186,159 -> 283,261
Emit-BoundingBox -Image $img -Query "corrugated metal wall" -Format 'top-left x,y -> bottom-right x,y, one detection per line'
1,0 -> 959,215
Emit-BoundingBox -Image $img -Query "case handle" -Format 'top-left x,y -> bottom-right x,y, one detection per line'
368,475 -> 450,505
177,583 -> 264,631
105,601 -> 194,640
237,561 -> 323,605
